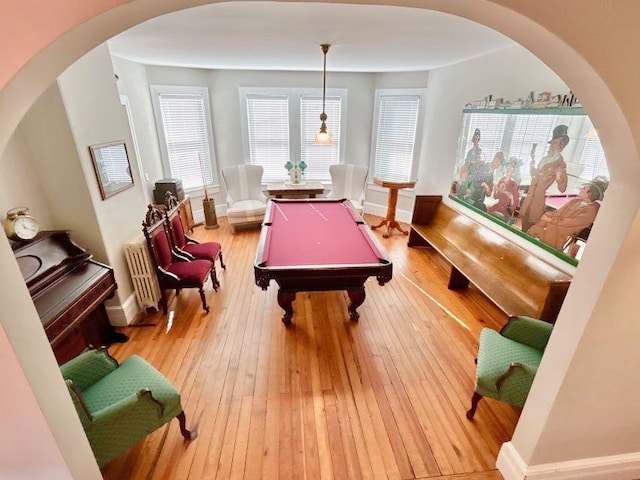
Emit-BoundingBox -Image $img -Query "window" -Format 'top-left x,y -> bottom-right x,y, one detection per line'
371,90 -> 424,183
150,85 -> 217,190
457,111 -> 609,185
300,95 -> 342,181
240,88 -> 346,183
245,94 -> 290,182
579,127 -> 609,180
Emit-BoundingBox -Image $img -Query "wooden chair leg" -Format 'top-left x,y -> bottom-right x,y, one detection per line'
176,411 -> 197,440
199,288 -> 210,313
160,292 -> 168,315
210,266 -> 219,291
219,251 -> 226,269
466,391 -> 482,420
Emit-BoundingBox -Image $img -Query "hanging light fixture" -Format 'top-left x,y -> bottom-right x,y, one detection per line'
314,44 -> 333,145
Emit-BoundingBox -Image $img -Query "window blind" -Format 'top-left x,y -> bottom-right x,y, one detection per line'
464,113 -> 508,162
580,136 -> 609,180
509,115 -> 556,182
300,96 -> 341,181
246,94 -> 290,182
462,113 -> 556,183
156,91 -> 215,190
373,95 -> 420,182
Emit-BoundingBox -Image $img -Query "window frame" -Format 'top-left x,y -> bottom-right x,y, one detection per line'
150,84 -> 219,191
369,88 -> 426,184
239,87 -> 348,183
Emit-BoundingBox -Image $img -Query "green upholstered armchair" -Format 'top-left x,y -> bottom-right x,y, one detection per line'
60,348 -> 195,467
466,315 -> 553,419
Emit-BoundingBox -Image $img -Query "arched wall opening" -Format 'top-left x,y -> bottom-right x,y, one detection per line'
1,1 -> 638,478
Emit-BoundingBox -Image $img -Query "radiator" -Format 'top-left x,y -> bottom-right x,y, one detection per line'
124,234 -> 161,310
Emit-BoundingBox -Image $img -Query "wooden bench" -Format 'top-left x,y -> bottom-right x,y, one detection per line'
407,195 -> 572,323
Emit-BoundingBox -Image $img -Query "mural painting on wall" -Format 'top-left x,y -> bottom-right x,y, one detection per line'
451,105 -> 609,261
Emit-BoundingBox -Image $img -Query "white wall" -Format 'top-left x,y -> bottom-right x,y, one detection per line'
19,85 -> 105,259
114,47 -> 574,238
116,64 -> 380,219
207,69 -> 376,168
0,322 -> 73,480
0,47 -> 147,326
0,131 -> 55,230
420,44 -> 568,196
56,44 -> 148,318
112,56 -> 163,203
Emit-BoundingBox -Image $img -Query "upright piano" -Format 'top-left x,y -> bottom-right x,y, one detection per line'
12,230 -> 127,364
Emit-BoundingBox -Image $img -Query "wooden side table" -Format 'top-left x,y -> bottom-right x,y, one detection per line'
371,178 -> 416,238
266,181 -> 325,198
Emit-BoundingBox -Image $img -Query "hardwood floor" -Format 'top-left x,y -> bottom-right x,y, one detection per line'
102,214 -> 518,480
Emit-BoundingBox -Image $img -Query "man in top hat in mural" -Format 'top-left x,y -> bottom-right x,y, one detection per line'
519,124 -> 569,232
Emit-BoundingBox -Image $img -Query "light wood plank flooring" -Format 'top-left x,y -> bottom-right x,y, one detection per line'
102,213 -> 518,480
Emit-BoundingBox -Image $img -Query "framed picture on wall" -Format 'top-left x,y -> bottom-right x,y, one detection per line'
89,141 -> 134,200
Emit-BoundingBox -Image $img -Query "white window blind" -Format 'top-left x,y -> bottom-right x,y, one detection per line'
510,115 -> 556,182
152,86 -> 217,190
580,136 -> 609,180
246,94 -> 290,182
93,143 -> 131,184
461,113 -> 557,183
373,94 -> 421,182
464,113 -> 508,162
300,96 -> 341,181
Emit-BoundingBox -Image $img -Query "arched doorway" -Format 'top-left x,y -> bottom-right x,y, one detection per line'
1,2 -> 638,478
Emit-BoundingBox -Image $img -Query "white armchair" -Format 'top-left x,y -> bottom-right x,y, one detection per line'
221,164 -> 268,231
327,164 -> 369,214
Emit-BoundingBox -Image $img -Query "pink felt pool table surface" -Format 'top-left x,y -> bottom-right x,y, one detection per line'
254,199 -> 393,324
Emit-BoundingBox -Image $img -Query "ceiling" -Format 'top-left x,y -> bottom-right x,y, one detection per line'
108,2 -> 514,73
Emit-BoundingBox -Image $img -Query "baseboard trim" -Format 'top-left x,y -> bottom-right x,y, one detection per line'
498,441 -> 640,480
105,293 -> 139,327
363,202 -> 412,224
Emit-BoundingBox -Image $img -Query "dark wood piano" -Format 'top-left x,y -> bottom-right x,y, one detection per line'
13,231 -> 127,364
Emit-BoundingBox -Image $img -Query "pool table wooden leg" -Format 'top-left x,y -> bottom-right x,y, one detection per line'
277,289 -> 296,325
346,287 -> 366,321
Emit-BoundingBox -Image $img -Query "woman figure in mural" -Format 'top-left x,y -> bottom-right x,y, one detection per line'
463,162 -> 493,210
459,128 -> 483,183
518,124 -> 569,232
506,156 -> 523,186
456,128 -> 493,209
527,176 -> 608,252
487,160 -> 521,223
490,151 -> 506,186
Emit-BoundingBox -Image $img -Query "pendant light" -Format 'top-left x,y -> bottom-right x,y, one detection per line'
314,44 -> 333,145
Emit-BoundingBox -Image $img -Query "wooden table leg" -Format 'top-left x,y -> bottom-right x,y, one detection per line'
346,286 -> 365,321
277,289 -> 296,325
372,187 -> 407,237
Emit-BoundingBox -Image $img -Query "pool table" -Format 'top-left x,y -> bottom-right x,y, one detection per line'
254,198 -> 393,324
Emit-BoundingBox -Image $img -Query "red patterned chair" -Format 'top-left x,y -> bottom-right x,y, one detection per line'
166,206 -> 226,290
143,206 -> 214,314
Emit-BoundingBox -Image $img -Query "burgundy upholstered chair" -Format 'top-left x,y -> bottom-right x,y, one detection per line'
143,211 -> 214,314
166,208 -> 226,291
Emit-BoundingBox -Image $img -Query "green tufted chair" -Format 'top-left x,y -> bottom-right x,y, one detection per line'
60,348 -> 195,467
466,315 -> 553,419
